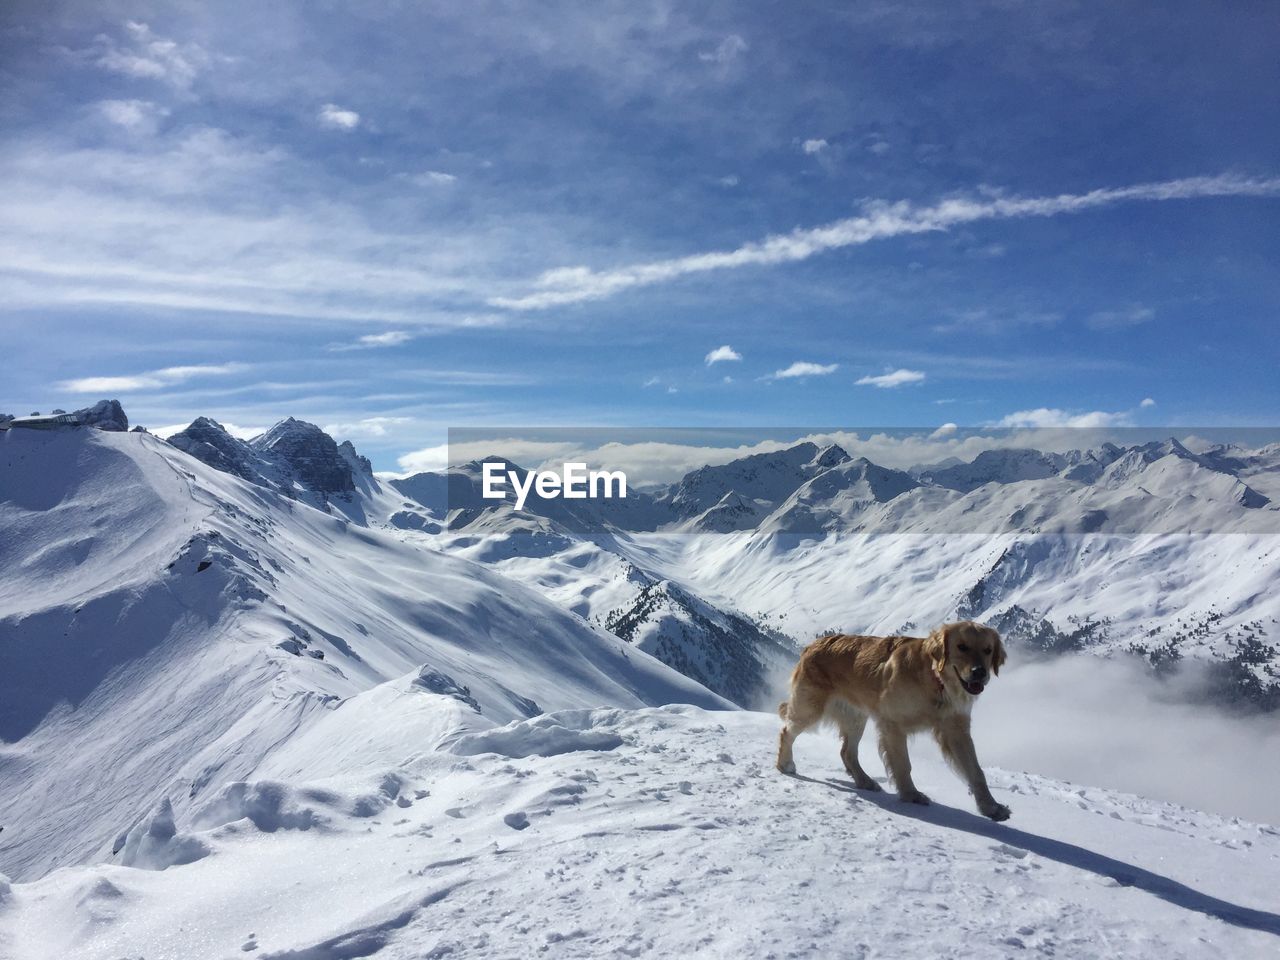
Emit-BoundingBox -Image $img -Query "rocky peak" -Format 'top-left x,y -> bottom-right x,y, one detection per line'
337,440 -> 374,477
251,418 -> 355,495
73,399 -> 129,431
811,443 -> 851,469
168,418 -> 260,482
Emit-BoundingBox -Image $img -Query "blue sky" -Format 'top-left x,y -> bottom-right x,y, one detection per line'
2,1 -> 1278,471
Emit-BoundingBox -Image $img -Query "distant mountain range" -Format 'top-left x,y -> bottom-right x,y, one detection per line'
386,427 -> 1280,710
400,436 -> 1278,537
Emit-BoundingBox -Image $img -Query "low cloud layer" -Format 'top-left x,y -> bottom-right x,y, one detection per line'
974,654 -> 1280,824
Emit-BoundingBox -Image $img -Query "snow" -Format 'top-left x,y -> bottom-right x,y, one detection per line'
2,704 -> 1277,959
4,417 -> 1280,957
0,427 -> 725,881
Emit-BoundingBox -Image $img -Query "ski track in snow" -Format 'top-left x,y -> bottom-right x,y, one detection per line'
2,707 -> 1278,960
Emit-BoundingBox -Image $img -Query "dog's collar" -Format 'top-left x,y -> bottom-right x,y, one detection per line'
931,668 -> 945,694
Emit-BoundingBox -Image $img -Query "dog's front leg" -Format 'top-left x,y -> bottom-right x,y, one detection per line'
877,722 -> 929,805
935,717 -> 1011,821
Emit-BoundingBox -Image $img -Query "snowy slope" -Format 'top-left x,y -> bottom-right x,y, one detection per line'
436,529 -> 798,708
1,703 -> 1276,960
0,427 -> 726,882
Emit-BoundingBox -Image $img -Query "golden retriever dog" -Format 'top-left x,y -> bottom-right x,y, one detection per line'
776,620 -> 1011,821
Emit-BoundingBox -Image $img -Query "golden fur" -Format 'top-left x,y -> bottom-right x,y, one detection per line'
776,620 -> 1011,821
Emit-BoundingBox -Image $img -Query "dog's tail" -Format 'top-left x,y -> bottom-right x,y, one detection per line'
777,700 -> 789,720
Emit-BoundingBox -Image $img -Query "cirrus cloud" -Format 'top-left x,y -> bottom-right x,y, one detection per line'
856,368 -> 926,388
56,362 -> 247,393
490,174 -> 1280,310
327,330 -> 415,352
89,21 -> 209,89
770,361 -> 839,379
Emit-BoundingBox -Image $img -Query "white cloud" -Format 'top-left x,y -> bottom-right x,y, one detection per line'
722,375 -> 734,384
1140,397 -> 1157,408
57,363 -> 245,393
359,330 -> 413,347
718,175 -> 740,188
395,443 -> 450,474
398,369 -> 535,386
771,361 -> 839,379
1088,304 -> 1156,330
395,438 -> 583,476
324,416 -> 413,439
802,138 -> 828,155
328,330 -> 415,351
856,368 -> 926,388
929,423 -> 957,439
667,386 -> 679,394
642,376 -> 662,388
867,139 -> 891,156
699,34 -> 748,64
91,21 -> 209,89
96,99 -> 169,132
994,407 -> 1131,429
318,103 -> 361,131
704,345 -> 742,365
0,128 -> 521,328
403,170 -> 457,186
491,173 -> 1280,310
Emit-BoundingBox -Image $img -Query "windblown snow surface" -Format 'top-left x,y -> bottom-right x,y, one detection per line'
3,424 -> 1280,958
2,704 -> 1279,959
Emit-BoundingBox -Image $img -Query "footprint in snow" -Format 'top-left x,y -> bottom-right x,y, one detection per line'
504,811 -> 530,831
991,842 -> 1029,860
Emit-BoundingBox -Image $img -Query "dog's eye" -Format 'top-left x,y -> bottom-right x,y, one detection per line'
984,648 -> 992,655
957,643 -> 969,652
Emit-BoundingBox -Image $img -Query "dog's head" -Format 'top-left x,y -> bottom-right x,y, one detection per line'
926,621 -> 1005,697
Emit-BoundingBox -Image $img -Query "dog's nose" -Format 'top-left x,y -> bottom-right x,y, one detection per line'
970,665 -> 988,682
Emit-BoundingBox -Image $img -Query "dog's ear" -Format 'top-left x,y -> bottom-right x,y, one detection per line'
925,625 -> 950,673
987,627 -> 1006,677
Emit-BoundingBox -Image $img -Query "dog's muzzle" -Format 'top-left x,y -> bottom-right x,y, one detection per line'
955,665 -> 987,696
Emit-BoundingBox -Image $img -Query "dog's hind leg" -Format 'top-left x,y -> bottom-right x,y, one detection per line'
776,683 -> 826,775
829,699 -> 882,791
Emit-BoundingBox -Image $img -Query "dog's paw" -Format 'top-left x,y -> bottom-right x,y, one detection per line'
899,789 -> 931,805
777,760 -> 797,775
982,802 -> 1012,822
853,776 -> 883,792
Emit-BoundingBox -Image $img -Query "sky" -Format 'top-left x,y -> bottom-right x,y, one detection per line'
2,1 -> 1279,472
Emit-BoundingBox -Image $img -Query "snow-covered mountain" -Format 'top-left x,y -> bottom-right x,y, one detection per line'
4,408 -> 1280,957
0,419 -> 725,882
